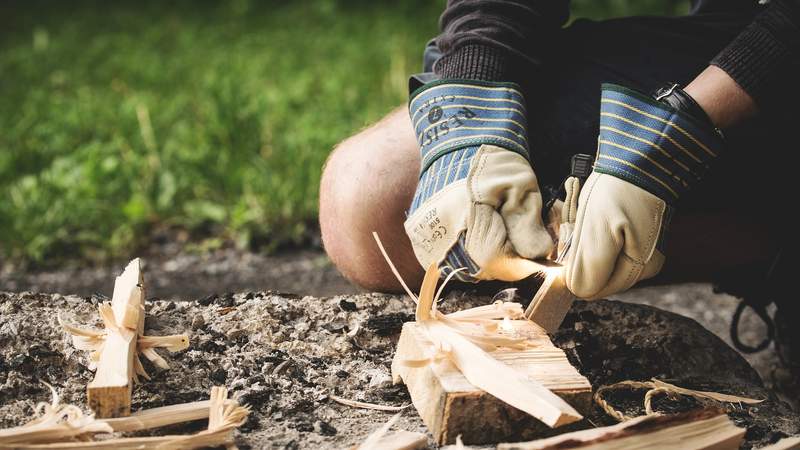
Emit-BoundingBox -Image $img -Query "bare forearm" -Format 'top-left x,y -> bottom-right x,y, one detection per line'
684,66 -> 758,130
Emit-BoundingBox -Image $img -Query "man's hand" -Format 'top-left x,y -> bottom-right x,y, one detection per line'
565,84 -> 724,299
404,80 -> 553,282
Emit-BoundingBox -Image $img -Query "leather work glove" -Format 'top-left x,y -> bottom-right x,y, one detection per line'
565,83 -> 724,299
404,80 -> 553,282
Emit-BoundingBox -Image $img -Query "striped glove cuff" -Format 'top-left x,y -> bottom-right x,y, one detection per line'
595,84 -> 724,203
408,80 -> 530,175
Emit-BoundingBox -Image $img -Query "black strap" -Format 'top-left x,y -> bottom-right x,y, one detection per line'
730,299 -> 775,353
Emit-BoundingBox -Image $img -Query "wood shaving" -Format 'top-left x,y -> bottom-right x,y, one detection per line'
0,383 -> 112,446
1,386 -> 251,449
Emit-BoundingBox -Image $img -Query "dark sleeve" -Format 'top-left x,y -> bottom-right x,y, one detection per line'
433,0 -> 570,83
710,0 -> 800,111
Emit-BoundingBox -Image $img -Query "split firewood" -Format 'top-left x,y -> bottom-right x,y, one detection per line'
0,386 -> 250,449
0,383 -> 112,446
100,398 -> 235,432
58,258 -> 190,418
759,436 -> 800,450
373,233 -> 589,445
350,414 -> 427,450
524,267 -> 574,334
498,408 -> 745,450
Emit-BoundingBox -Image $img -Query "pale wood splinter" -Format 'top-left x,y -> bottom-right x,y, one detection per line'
86,258 -> 145,419
62,258 -> 190,418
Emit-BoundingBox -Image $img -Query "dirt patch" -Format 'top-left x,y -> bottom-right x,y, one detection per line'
0,290 -> 797,449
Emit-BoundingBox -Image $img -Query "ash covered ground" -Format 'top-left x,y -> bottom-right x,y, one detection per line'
0,289 -> 798,449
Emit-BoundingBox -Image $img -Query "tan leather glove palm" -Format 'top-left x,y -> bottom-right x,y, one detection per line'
564,173 -> 666,299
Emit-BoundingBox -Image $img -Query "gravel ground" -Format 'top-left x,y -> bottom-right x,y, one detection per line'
1,248 -> 797,447
0,290 -> 797,449
2,248 -> 794,403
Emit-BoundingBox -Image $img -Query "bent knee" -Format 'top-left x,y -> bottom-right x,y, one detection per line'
319,115 -> 423,292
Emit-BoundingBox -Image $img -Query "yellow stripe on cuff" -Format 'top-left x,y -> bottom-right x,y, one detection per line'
601,112 -> 704,164
601,98 -> 717,157
599,139 -> 688,188
599,126 -> 694,175
597,154 -> 679,199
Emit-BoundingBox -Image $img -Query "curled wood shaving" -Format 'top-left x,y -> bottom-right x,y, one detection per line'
329,394 -> 410,412
1,386 -> 249,449
595,378 -> 763,422
59,311 -> 189,382
0,383 -> 112,445
371,233 -> 532,353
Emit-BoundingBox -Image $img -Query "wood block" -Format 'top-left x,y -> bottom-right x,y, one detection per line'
498,409 -> 745,450
391,320 -> 592,445
87,258 -> 144,418
525,270 -> 575,334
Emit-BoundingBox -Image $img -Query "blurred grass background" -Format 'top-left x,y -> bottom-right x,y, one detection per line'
0,0 -> 688,266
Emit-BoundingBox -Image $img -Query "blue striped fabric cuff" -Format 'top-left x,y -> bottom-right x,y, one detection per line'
409,79 -> 530,175
595,84 -> 723,203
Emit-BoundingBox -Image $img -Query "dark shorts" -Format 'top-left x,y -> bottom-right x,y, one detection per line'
420,0 -> 790,215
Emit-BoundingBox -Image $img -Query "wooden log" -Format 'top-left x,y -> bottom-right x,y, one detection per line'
760,437 -> 800,450
100,399 -> 234,432
524,268 -> 574,334
498,408 -> 744,450
86,258 -> 144,418
391,319 -> 592,445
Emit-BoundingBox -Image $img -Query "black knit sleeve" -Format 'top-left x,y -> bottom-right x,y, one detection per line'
433,0 -> 570,83
711,0 -> 800,111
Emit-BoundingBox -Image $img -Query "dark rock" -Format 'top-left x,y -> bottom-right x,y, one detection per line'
339,299 -> 358,312
292,420 -> 314,432
365,313 -> 414,337
314,420 -> 337,436
210,368 -> 227,384
240,413 -> 260,432
258,349 -> 288,364
217,292 -> 235,307
197,338 -> 226,354
323,319 -> 347,333
197,294 -> 217,306
7,354 -> 32,373
239,385 -> 271,408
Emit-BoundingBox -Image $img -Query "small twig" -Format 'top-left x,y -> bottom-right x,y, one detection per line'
328,394 -> 409,412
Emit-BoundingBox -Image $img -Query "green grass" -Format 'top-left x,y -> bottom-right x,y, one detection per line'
0,0 -> 688,265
